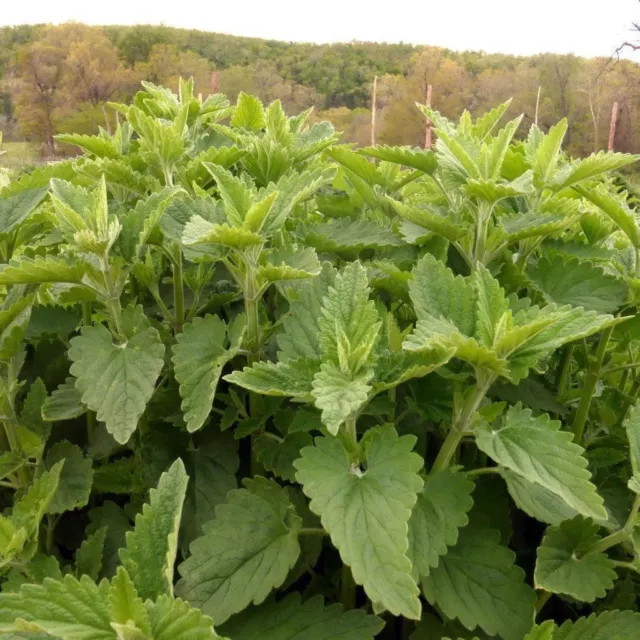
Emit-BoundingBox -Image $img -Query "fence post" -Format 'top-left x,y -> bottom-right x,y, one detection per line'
371,75 -> 378,147
608,101 -> 618,151
424,84 -> 433,149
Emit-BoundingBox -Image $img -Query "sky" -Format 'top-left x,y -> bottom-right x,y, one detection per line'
1,0 -> 639,59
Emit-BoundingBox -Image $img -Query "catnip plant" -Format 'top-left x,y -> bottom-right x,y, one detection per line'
0,80 -> 639,640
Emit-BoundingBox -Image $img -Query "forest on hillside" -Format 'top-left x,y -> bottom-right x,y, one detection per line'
1,22 -> 640,157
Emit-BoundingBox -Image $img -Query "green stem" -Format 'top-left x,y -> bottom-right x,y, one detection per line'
584,495 -> 640,556
338,416 -> 360,464
341,564 -> 356,610
466,466 -> 502,478
555,344 -> 574,399
474,204 -> 490,265
586,528 -> 630,555
535,590 -> 552,615
572,326 -> 613,442
172,253 -> 185,332
613,560 -> 640,573
603,362 -> 640,375
299,528 -> 327,537
431,376 -> 494,474
81,302 -> 96,444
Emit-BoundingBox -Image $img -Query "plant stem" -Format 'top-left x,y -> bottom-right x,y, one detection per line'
603,362 -> 640,375
299,528 -> 327,537
431,375 -> 493,475
466,466 -> 502,478
81,302 -> 96,444
555,344 -> 574,399
245,293 -> 261,360
572,326 -> 613,442
172,253 -> 185,332
535,590 -> 552,614
341,564 -> 356,610
584,495 -> 640,556
587,528 -> 630,555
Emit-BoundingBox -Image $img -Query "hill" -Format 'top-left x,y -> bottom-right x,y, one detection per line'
1,22 -> 640,157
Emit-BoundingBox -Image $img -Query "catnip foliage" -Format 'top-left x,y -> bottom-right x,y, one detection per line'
0,80 -> 639,639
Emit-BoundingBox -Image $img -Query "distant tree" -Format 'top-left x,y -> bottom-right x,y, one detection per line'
135,44 -> 212,95
8,23 -> 135,152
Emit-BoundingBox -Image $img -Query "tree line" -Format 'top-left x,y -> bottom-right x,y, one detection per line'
1,22 -> 639,156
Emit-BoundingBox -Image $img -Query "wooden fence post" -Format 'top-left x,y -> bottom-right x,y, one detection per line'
608,101 -> 619,151
371,75 -> 378,147
211,71 -> 220,94
425,84 -> 433,149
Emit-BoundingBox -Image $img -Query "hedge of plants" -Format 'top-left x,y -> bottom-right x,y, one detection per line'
1,79 -> 640,639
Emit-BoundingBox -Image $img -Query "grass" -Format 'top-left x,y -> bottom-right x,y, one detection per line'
0,141 -> 42,172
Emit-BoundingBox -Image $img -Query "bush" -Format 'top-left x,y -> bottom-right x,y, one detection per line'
0,80 -> 640,639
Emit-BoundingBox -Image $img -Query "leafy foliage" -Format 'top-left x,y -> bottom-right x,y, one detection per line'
0,83 -> 639,640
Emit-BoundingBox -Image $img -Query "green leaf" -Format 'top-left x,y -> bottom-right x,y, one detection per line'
183,217 -> 263,249
42,378 -> 86,422
524,621 -> 556,640
294,426 -> 423,619
421,519 -> 535,640
56,132 -> 121,159
500,211 -> 580,242
359,145 -> 437,174
0,575 -> 113,640
12,461 -> 64,537
501,469 -> 580,525
69,323 -> 165,444
20,378 -> 49,441
254,431 -> 312,483
75,527 -> 107,581
146,595 -> 222,640
533,119 -> 567,187
0,188 -> 48,235
303,218 -> 403,253
277,262 -> 335,361
553,610 -> 640,639
528,256 -> 628,313
575,184 -> 640,247
231,92 -> 265,131
225,358 -> 317,401
553,151 -> 639,190
172,315 -> 246,432
408,469 -> 475,577
258,246 -> 321,282
0,452 -> 26,482
475,404 -> 606,520
45,441 -> 94,514
177,477 -> 302,625
108,567 -> 151,638
189,433 -> 239,537
203,163 -> 252,226
534,516 -> 616,602
624,401 -> 640,477
0,257 -> 88,285
385,198 -> 467,242
474,263 -> 508,348
409,253 -> 475,336
120,459 -> 189,601
318,261 -> 381,373
219,593 -> 384,640
311,364 -> 373,436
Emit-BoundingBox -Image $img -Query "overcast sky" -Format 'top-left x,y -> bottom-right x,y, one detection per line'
2,0 -> 639,59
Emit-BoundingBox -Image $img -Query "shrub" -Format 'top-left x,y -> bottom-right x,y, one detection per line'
0,80 -> 639,639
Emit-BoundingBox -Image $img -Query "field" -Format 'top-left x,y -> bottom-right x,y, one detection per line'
0,82 -> 640,639
0,141 -> 41,171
